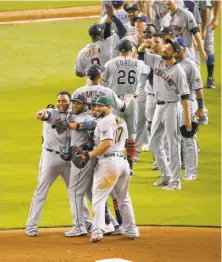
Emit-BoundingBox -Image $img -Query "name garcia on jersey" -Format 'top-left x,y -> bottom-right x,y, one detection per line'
85,48 -> 101,58
154,69 -> 175,86
116,60 -> 137,68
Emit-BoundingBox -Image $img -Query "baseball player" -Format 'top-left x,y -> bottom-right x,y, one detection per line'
138,39 -> 191,190
162,0 -> 207,62
102,39 -> 149,175
75,3 -> 127,80
175,37 -> 205,180
197,0 -> 216,88
134,23 -> 157,162
73,64 -> 126,112
73,95 -> 138,243
25,91 -> 91,237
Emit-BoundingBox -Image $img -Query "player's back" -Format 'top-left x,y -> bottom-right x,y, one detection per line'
102,56 -> 149,96
75,35 -> 119,74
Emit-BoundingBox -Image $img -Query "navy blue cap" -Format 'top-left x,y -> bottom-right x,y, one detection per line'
71,94 -> 87,103
174,37 -> 187,48
117,39 -> 133,52
133,13 -> 148,23
165,39 -> 181,53
87,64 -> 103,80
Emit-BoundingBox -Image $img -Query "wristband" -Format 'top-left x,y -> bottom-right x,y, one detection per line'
197,99 -> 204,109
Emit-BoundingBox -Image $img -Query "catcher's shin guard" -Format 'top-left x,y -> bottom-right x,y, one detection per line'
105,201 -> 110,225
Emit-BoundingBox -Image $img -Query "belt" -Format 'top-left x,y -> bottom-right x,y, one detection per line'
147,93 -> 155,97
104,152 -> 124,158
45,148 -> 60,154
156,101 -> 176,105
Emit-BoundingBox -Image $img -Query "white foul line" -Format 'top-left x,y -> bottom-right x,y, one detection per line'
0,15 -> 100,25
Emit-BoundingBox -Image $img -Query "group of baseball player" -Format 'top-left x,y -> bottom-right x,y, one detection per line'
25,0 -> 220,243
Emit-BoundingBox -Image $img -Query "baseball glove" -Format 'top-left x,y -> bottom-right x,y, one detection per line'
72,148 -> 90,169
52,118 -> 70,134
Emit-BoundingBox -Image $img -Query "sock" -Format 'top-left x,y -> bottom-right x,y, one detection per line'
206,54 -> 215,79
113,199 -> 122,225
105,201 -> 110,225
126,140 -> 136,169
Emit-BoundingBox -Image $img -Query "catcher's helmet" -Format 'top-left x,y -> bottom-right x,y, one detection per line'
93,96 -> 112,106
180,120 -> 199,138
111,0 -> 124,9
88,23 -> 104,38
87,64 -> 103,80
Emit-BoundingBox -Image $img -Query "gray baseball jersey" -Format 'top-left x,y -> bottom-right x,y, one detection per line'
73,84 -> 124,110
42,109 -> 71,151
162,8 -> 198,47
75,34 -> 120,74
93,113 -> 128,159
102,56 -> 149,96
100,9 -> 130,29
179,57 -> 203,99
144,51 -> 190,101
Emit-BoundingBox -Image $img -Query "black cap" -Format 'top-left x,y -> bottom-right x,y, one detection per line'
87,64 -> 103,80
88,24 -> 104,38
117,39 -> 133,52
71,94 -> 87,103
160,26 -> 174,36
165,39 -> 181,53
125,3 -> 139,11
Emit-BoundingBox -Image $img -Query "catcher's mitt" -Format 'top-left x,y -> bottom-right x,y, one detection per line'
72,147 -> 90,169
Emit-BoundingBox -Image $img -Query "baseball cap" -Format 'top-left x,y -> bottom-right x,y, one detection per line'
174,37 -> 187,48
88,24 -> 104,38
125,3 -> 139,11
93,96 -> 111,106
87,64 -> 103,80
117,39 -> 133,52
133,13 -> 148,23
71,94 -> 87,104
165,39 -> 181,53
160,26 -> 174,36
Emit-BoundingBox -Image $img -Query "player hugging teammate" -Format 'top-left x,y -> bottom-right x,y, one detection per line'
26,0 -> 220,242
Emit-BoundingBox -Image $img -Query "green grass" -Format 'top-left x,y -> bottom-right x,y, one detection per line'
0,18 -> 220,229
0,1 -> 100,12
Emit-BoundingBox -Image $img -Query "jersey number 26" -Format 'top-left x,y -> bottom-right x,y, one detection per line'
117,70 -> 136,84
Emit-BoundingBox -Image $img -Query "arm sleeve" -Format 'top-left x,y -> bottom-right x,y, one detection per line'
185,10 -> 198,31
46,109 -> 62,124
144,50 -> 159,68
176,66 -> 190,96
101,62 -> 110,86
111,15 -> 127,39
190,63 -> 203,92
104,22 -> 112,39
99,120 -> 114,141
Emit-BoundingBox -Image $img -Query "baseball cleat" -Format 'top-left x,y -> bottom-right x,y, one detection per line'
125,228 -> 139,240
129,169 -> 135,177
153,177 -> 169,186
64,228 -> 87,237
86,223 -> 92,233
133,155 -> 140,163
112,225 -> 124,236
162,183 -> 181,190
156,173 -> 164,178
206,78 -> 216,89
199,115 -> 208,125
141,144 -> 149,152
183,174 -> 196,181
90,232 -> 103,243
26,226 -> 39,237
104,223 -> 115,236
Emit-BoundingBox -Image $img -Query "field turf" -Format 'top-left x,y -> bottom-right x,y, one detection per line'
0,18 -> 220,229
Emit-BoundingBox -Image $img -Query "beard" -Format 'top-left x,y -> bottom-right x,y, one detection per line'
161,55 -> 172,60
